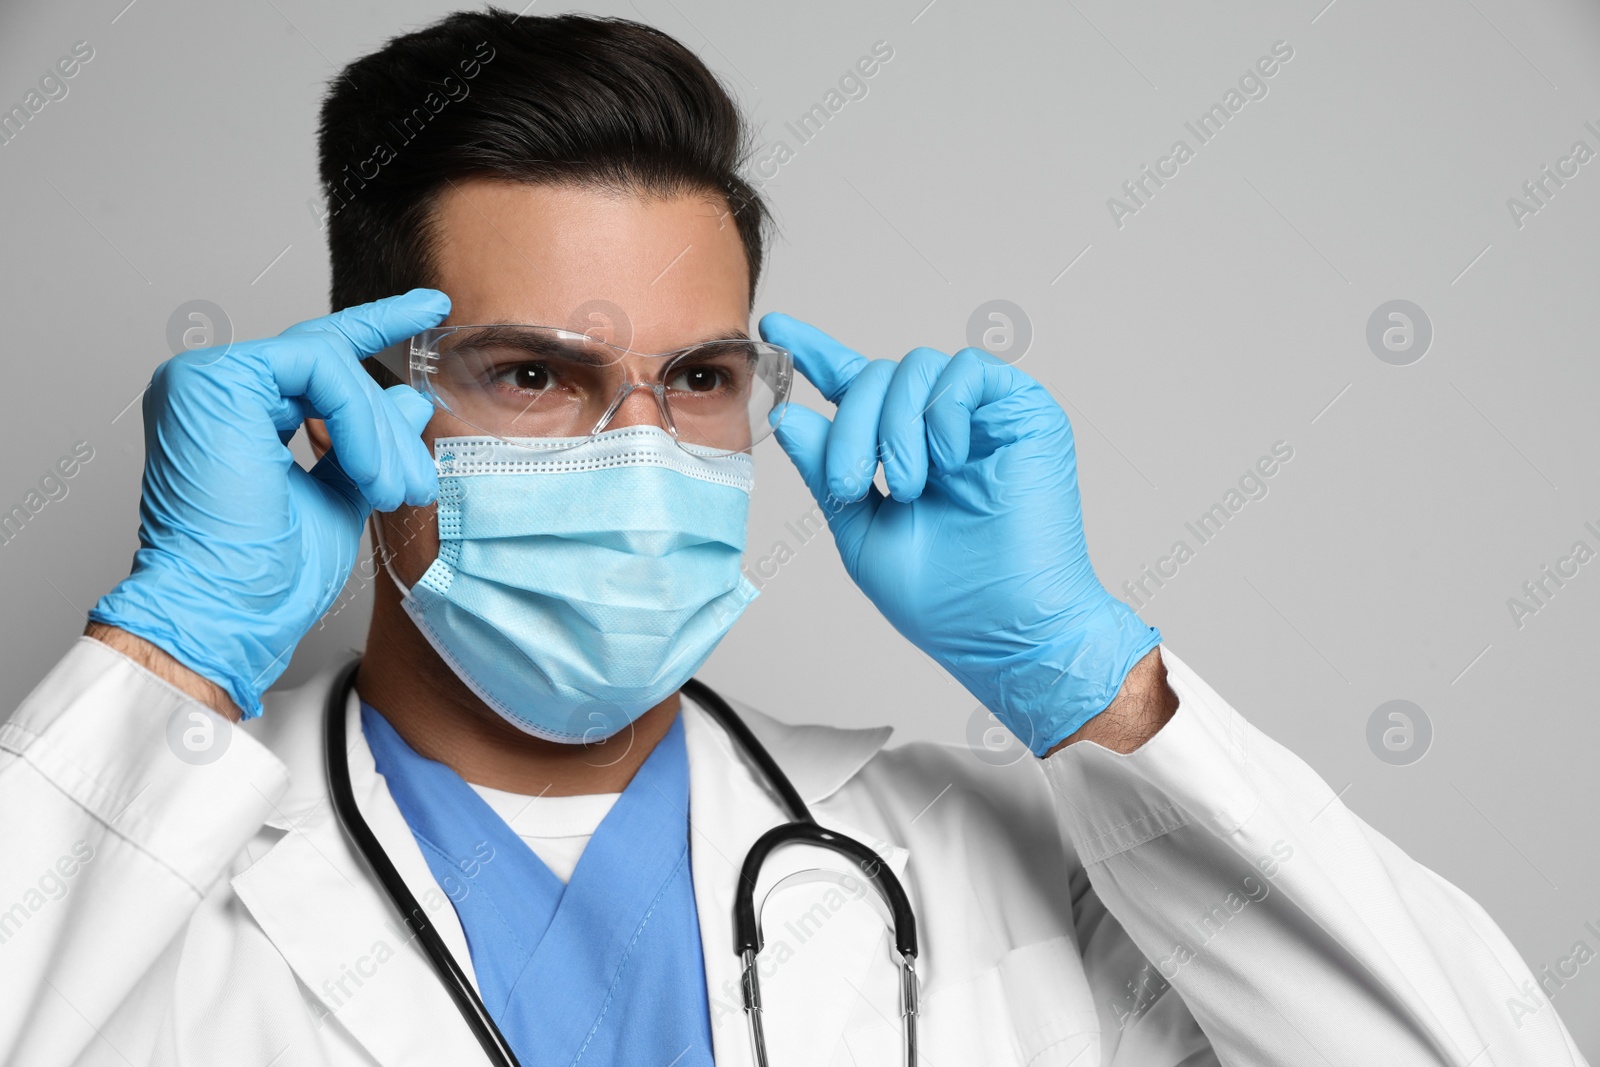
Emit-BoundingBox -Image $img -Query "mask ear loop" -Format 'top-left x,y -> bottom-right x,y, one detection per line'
369,512 -> 413,599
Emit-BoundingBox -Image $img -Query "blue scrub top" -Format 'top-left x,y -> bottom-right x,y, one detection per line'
363,703 -> 716,1067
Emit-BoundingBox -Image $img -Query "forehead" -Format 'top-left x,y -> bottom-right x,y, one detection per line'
426,178 -> 751,348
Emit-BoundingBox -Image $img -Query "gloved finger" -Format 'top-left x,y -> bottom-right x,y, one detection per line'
262,332 -> 390,496
825,358 -> 898,502
274,290 -> 449,503
772,403 -> 878,569
278,288 -> 451,361
382,383 -> 439,507
877,347 -> 949,501
306,448 -> 371,517
770,401 -> 829,502
277,397 -> 315,446
968,357 -> 1069,450
759,312 -> 870,405
924,348 -> 1014,471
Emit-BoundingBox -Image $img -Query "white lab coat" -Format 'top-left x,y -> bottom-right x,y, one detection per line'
0,636 -> 1586,1066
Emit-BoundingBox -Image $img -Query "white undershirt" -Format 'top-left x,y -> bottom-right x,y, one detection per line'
467,783 -> 621,884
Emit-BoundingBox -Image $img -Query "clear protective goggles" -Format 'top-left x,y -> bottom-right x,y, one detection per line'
372,323 -> 794,456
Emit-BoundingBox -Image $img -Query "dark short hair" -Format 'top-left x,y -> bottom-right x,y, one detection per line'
316,8 -> 771,330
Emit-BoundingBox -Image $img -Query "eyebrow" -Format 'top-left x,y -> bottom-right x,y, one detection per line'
459,323 -> 753,355
457,325 -> 611,366
695,328 -> 752,343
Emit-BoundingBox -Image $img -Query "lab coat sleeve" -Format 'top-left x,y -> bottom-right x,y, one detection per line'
1041,644 -> 1588,1066
0,636 -> 290,1065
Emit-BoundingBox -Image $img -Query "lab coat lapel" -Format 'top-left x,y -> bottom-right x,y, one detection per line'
682,692 -> 907,1067
231,686 -> 487,1067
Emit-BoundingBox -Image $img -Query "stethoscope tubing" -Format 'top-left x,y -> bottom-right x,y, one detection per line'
324,660 -> 919,1067
324,658 -> 525,1067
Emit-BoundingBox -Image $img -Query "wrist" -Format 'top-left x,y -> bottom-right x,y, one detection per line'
1044,645 -> 1175,756
84,621 -> 243,721
964,596 -> 1161,757
88,551 -> 319,718
88,570 -> 267,717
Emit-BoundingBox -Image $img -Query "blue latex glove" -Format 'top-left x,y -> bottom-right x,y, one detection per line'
759,314 -> 1161,756
88,290 -> 448,717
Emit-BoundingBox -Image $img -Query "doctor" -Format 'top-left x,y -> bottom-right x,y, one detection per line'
0,9 -> 1586,1067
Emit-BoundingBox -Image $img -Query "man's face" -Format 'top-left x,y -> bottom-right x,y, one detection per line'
377,177 -> 753,586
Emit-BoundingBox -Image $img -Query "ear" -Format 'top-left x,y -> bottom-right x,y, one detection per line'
306,417 -> 331,459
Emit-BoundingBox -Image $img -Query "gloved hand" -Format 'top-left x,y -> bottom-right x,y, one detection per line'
759,314 -> 1161,756
88,290 -> 448,717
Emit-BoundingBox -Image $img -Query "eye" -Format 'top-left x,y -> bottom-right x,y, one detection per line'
667,364 -> 728,393
492,362 -> 552,392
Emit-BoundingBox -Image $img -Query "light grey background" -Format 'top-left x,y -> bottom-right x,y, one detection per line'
2,0 -> 1597,1050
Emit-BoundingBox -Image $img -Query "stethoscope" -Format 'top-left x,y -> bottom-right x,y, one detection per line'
324,658 -> 921,1067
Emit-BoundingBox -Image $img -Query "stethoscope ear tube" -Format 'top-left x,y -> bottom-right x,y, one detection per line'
681,677 -> 810,824
732,822 -> 919,962
681,677 -> 919,964
324,658 -> 524,1067
692,674 -> 921,1067
729,824 -> 922,1067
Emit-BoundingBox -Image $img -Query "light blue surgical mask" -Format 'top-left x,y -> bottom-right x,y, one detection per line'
383,425 -> 759,742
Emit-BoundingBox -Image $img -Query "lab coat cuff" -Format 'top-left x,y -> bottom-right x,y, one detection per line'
1040,644 -> 1262,866
0,636 -> 291,894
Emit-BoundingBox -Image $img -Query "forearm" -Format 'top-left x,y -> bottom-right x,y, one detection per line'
0,637 -> 289,1062
1046,645 -> 1176,757
1044,645 -> 1587,1062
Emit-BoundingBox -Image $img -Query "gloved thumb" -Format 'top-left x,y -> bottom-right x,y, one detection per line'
772,403 -> 875,568
772,403 -> 829,499
383,383 -> 439,506
307,449 -> 371,516
387,383 -> 435,435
